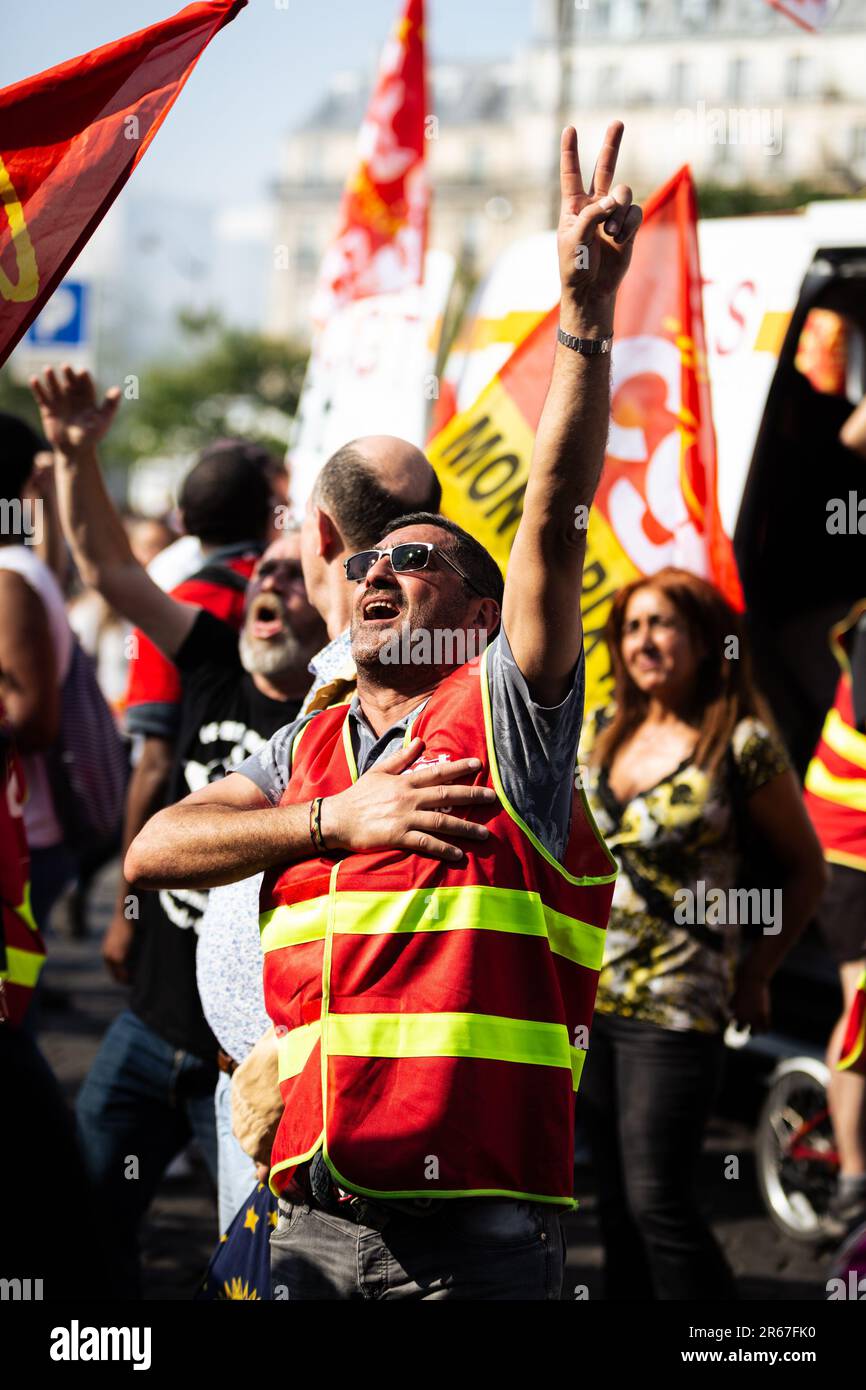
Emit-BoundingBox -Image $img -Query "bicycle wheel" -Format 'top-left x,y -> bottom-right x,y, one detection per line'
755,1056 -> 837,1243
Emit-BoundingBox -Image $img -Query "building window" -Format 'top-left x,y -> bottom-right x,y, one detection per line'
596,63 -> 620,103
296,223 -> 318,275
852,128 -> 866,162
727,57 -> 748,103
467,144 -> 486,182
785,54 -> 812,100
678,0 -> 711,27
589,0 -> 611,37
304,143 -> 324,185
671,61 -> 692,105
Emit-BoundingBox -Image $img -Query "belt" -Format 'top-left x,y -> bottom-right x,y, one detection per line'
303,1150 -> 442,1224
216,1049 -> 237,1076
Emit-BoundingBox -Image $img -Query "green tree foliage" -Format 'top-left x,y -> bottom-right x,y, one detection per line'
106,318 -> 309,470
0,315 -> 309,476
696,181 -> 854,219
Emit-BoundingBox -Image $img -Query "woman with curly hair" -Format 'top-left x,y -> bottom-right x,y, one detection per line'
577,567 -> 826,1300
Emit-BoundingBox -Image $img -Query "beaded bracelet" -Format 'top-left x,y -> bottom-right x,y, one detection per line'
309,796 -> 327,852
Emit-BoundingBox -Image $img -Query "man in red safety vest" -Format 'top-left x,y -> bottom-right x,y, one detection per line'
123,121 -> 641,1300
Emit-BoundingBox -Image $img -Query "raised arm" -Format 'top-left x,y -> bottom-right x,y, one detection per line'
30,366 -> 197,660
502,122 -> 641,706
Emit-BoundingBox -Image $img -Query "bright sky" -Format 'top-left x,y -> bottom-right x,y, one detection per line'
1,0 -> 533,208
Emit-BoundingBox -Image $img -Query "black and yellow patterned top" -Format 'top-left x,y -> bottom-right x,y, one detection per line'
579,705 -> 791,1034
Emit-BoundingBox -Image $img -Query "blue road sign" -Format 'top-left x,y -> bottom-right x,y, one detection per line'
24,281 -> 89,348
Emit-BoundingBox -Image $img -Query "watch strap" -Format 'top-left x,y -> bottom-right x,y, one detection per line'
557,326 -> 613,356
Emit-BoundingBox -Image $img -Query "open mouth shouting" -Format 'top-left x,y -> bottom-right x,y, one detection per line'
248,593 -> 287,641
361,590 -> 404,625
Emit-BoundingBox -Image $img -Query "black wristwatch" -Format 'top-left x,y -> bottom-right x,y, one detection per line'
557,326 -> 614,356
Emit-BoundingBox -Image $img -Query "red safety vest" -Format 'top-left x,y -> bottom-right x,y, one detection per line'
838,969 -> 866,1076
0,733 -> 43,1028
804,599 -> 866,871
260,650 -> 617,1207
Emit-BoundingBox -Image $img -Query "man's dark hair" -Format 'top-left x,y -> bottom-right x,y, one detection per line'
314,443 -> 442,552
0,412 -> 48,499
381,511 -> 504,607
178,439 -> 273,546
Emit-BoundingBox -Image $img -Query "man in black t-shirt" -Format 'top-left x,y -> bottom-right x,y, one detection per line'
71,529 -> 324,1297
127,600 -> 321,1063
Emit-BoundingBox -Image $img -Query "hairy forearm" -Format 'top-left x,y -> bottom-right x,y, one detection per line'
125,800 -> 312,891
521,297 -> 614,545
53,444 -> 137,600
501,297 -> 614,700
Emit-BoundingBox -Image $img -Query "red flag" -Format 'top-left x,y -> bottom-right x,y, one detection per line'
594,165 -> 743,613
428,165 -> 742,703
311,0 -> 428,326
0,0 -> 246,366
764,0 -> 830,31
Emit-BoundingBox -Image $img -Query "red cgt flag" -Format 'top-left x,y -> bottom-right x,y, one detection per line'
0,0 -> 246,367
310,0 -> 428,327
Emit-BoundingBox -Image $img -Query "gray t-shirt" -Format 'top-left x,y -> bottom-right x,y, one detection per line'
236,628 -> 584,860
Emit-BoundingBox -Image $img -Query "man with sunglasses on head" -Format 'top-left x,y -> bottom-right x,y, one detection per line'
126,123 -> 642,1301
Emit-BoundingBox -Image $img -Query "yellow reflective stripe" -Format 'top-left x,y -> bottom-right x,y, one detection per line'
261,884 -> 606,970
327,1010 -> 573,1073
826,847 -> 866,873
822,707 -> 866,772
341,715 -> 358,783
838,1013 -> 866,1072
804,757 -> 866,813
276,1021 -> 321,1082
2,945 -> 45,988
13,882 -> 38,935
571,1047 -> 587,1090
268,1134 -> 324,1197
478,645 -> 617,887
260,897 -> 327,951
287,716 -> 315,775
545,904 -> 606,972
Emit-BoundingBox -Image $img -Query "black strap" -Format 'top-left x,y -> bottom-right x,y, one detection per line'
186,563 -> 249,595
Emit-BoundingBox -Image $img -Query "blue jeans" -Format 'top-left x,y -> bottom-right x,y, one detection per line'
215,1070 -> 257,1235
76,1009 -> 219,1299
270,1196 -> 566,1300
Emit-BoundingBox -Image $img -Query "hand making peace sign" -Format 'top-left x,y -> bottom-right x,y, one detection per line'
557,121 -> 642,306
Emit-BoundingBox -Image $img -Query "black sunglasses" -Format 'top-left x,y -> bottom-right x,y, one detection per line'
343,541 -> 483,596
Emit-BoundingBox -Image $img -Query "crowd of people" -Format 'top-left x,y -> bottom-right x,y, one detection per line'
1,120 -> 865,1302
